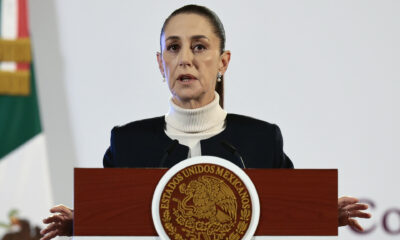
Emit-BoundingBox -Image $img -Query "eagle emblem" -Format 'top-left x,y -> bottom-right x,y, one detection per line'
176,175 -> 237,228
158,162 -> 254,240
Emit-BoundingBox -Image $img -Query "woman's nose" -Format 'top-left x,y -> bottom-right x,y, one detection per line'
178,47 -> 193,67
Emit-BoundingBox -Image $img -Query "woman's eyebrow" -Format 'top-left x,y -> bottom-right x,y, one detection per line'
165,35 -> 209,42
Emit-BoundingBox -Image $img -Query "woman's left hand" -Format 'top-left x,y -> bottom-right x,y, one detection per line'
338,196 -> 371,231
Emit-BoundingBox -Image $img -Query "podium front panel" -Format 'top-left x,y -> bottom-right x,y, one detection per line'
74,169 -> 337,236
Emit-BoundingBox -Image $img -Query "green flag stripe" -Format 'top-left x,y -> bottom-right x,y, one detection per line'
0,63 -> 42,159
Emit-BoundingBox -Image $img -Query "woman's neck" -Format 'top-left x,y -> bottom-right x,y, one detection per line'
171,91 -> 215,109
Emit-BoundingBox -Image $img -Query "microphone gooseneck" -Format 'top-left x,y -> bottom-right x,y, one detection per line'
159,139 -> 179,168
221,141 -> 246,169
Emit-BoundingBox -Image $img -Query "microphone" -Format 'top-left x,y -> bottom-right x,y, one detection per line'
159,139 -> 179,168
221,141 -> 246,169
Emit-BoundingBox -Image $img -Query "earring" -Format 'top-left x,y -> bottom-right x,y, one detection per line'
163,76 -> 166,82
217,72 -> 222,82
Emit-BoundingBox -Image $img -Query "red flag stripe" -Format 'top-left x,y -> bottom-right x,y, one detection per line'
17,0 -> 29,70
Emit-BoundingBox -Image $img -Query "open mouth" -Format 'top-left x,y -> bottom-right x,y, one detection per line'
177,74 -> 197,82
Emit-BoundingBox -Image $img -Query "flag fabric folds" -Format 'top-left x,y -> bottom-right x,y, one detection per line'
0,0 -> 53,238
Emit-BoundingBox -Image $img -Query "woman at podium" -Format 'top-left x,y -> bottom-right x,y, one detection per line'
40,5 -> 370,240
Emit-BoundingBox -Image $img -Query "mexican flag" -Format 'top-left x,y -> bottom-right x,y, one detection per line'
0,0 -> 53,238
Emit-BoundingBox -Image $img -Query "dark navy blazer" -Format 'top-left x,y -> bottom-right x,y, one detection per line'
103,113 -> 294,169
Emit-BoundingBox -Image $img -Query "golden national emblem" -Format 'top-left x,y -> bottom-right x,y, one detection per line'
153,157 -> 259,240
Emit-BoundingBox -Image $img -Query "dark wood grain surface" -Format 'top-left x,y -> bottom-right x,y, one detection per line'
74,168 -> 337,236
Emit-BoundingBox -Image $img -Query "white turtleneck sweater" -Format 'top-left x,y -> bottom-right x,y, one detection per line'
165,93 -> 227,158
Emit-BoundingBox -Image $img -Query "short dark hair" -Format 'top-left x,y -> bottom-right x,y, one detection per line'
160,4 -> 226,54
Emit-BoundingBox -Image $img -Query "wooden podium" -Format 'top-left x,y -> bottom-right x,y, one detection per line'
74,169 -> 337,236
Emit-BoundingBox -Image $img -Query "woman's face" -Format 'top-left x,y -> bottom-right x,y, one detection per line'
157,13 -> 230,109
